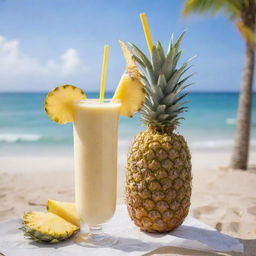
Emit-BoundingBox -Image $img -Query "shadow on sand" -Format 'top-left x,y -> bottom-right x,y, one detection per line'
143,238 -> 256,256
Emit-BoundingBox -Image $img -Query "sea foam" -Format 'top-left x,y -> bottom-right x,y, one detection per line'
0,134 -> 41,143
191,139 -> 256,150
226,118 -> 236,125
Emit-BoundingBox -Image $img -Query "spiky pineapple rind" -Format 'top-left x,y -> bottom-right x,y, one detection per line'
126,129 -> 192,232
20,226 -> 62,243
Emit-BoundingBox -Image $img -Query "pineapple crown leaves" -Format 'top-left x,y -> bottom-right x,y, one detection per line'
129,31 -> 195,131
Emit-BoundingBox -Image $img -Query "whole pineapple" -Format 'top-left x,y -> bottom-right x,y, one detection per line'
126,32 -> 193,233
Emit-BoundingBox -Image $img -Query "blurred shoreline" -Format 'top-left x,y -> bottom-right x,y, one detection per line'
0,138 -> 255,159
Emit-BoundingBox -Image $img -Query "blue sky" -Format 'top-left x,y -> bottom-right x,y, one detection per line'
0,0 -> 252,92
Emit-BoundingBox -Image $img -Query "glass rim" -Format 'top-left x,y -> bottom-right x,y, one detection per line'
73,98 -> 121,105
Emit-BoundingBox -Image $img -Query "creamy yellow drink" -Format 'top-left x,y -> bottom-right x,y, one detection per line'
73,99 -> 120,226
43,40 -> 144,247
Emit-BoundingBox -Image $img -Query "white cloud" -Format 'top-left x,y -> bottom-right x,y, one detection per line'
46,48 -> 82,75
0,35 -> 87,91
60,48 -> 81,74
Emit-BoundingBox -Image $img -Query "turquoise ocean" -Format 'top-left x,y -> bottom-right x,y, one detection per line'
0,92 -> 255,155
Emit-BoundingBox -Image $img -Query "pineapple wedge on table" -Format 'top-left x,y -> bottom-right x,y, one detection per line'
47,200 -> 80,227
22,211 -> 78,243
125,32 -> 193,232
22,201 -> 79,243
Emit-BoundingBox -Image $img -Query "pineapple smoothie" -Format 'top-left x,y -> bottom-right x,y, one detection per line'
73,99 -> 121,226
42,41 -> 144,246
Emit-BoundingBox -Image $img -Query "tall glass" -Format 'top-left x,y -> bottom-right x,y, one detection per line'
73,99 -> 121,247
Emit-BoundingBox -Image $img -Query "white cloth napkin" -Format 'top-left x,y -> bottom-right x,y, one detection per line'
0,204 -> 243,256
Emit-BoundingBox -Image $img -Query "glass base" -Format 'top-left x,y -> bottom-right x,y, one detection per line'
75,224 -> 118,247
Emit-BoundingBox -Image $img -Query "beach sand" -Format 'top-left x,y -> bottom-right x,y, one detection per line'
0,150 -> 256,254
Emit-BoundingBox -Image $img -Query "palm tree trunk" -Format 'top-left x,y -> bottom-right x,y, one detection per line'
230,43 -> 254,170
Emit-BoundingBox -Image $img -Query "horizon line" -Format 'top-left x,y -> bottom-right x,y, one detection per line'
0,90 -> 255,94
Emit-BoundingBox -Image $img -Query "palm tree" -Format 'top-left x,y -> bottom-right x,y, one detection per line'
182,0 -> 255,170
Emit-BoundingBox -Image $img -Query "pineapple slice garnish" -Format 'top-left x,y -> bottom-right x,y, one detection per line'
113,41 -> 145,117
22,211 -> 78,243
44,85 -> 86,124
47,199 -> 79,227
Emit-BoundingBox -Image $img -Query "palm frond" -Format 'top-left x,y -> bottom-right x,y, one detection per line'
182,0 -> 256,47
182,0 -> 244,20
237,20 -> 256,48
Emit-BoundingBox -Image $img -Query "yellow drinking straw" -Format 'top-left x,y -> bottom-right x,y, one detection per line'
99,45 -> 109,100
140,13 -> 153,55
